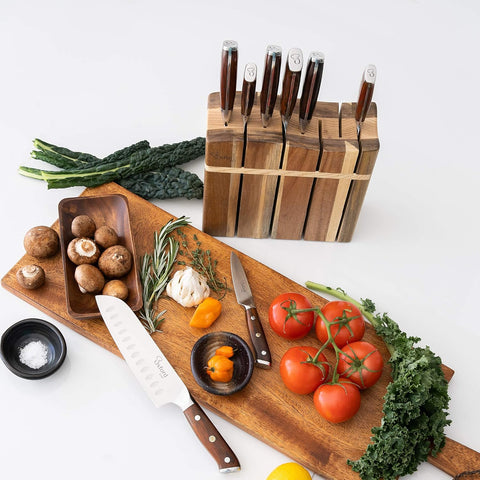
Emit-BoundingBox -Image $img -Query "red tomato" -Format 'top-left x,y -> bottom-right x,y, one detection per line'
316,301 -> 365,348
338,341 -> 384,389
313,379 -> 361,423
279,346 -> 330,394
269,293 -> 315,340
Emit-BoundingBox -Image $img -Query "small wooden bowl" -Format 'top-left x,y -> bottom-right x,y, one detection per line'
190,331 -> 254,396
58,194 -> 142,320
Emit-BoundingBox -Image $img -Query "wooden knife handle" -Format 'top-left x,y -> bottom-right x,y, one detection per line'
428,437 -> 480,476
183,396 -> 241,473
244,306 -> 272,369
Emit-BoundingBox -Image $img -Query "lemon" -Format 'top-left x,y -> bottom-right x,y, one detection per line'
266,462 -> 312,480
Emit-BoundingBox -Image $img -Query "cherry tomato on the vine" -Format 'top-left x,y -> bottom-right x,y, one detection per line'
338,341 -> 384,389
279,346 -> 330,394
316,301 -> 365,348
313,378 -> 361,423
269,293 -> 315,340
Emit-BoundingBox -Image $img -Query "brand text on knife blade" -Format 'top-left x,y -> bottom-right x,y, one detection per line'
154,355 -> 169,378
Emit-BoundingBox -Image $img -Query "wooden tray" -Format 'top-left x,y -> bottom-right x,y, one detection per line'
2,182 -> 478,479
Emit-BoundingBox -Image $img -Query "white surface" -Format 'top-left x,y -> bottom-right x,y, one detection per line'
1,1 -> 479,479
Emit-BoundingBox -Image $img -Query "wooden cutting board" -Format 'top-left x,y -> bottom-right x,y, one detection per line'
2,182 -> 478,479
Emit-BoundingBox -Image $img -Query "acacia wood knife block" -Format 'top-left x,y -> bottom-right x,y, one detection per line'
202,92 -> 379,241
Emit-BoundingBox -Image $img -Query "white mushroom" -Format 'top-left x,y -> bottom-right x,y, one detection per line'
166,267 -> 210,308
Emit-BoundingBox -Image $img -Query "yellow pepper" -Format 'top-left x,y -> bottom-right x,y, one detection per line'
206,353 -> 234,383
189,297 -> 222,328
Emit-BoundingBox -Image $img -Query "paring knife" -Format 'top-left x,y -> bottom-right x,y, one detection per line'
95,295 -> 241,473
355,64 -> 377,135
220,40 -> 238,126
260,45 -> 282,128
241,62 -> 257,126
230,252 -> 272,369
280,47 -> 303,131
298,51 -> 325,134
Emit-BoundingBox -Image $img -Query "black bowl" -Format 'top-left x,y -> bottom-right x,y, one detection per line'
0,318 -> 67,379
191,331 -> 254,395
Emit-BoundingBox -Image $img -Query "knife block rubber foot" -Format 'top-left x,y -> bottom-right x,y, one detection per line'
202,92 -> 379,242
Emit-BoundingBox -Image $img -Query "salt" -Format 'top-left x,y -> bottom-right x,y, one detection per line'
18,340 -> 48,369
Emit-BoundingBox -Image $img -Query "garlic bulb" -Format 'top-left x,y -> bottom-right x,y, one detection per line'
166,267 -> 210,307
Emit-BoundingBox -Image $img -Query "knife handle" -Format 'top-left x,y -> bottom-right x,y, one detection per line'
280,47 -> 303,129
183,396 -> 241,473
260,45 -> 282,127
244,306 -> 272,369
241,62 -> 257,124
220,40 -> 238,126
355,64 -> 377,124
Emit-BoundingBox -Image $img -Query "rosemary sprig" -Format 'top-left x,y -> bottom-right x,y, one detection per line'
177,230 -> 228,300
139,216 -> 190,333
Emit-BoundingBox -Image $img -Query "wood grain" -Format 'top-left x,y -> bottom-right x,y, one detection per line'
2,182 -> 475,479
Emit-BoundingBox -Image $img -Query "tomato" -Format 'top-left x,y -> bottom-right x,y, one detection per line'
316,301 -> 365,348
337,341 -> 384,389
313,378 -> 361,423
279,346 -> 330,394
269,293 -> 315,340
266,462 -> 312,480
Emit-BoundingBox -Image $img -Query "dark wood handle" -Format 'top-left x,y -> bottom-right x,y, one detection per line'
244,306 -> 272,369
428,437 -> 480,476
241,63 -> 256,120
183,396 -> 241,473
280,48 -> 303,126
299,52 -> 324,126
355,65 -> 376,123
260,46 -> 282,117
220,41 -> 238,125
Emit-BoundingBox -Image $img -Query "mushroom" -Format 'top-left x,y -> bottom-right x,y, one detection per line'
166,267 -> 210,307
71,215 -> 96,238
24,226 -> 59,258
94,225 -> 119,249
67,237 -> 101,265
98,245 -> 132,278
16,264 -> 46,289
102,279 -> 129,300
74,264 -> 105,293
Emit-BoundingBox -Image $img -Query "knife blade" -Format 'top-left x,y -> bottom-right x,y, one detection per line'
220,40 -> 238,126
280,47 -> 303,131
95,295 -> 240,473
230,252 -> 271,369
355,64 -> 377,136
298,51 -> 325,134
241,62 -> 257,126
260,45 -> 282,128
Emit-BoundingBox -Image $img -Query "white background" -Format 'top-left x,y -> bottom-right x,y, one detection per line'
1,1 -> 479,479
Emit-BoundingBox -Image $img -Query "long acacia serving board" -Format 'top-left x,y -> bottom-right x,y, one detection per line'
2,182 -> 478,479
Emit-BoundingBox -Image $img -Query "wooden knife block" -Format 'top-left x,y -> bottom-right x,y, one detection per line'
202,92 -> 379,241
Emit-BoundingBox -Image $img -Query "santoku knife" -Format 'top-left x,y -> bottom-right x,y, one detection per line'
230,252 -> 272,369
298,51 -> 325,134
355,64 -> 377,136
95,295 -> 240,473
220,40 -> 238,126
260,45 -> 282,128
280,47 -> 303,131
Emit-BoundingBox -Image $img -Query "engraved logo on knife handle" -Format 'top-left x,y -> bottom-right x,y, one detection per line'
244,306 -> 272,369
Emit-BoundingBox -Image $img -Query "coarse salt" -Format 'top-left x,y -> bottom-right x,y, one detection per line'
19,340 -> 48,369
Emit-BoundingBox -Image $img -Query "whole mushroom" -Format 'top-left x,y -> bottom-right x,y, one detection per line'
16,264 -> 46,290
94,225 -> 119,249
71,215 -> 96,238
24,226 -> 59,258
102,279 -> 129,300
74,264 -> 105,293
98,245 -> 132,278
67,237 -> 101,265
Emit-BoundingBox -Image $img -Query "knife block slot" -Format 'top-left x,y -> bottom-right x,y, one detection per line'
202,92 -> 379,241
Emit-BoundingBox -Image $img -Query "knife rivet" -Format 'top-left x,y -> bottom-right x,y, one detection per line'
209,435 -> 216,443
250,315 -> 256,321
224,457 -> 231,464
261,350 -> 267,356
255,333 -> 261,338
194,415 -> 201,421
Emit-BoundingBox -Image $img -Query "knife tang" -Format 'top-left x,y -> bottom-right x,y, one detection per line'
280,47 -> 303,131
183,396 -> 241,473
241,62 -> 257,126
355,64 -> 377,133
298,51 -> 325,133
260,45 -> 282,128
243,305 -> 272,369
220,40 -> 238,126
